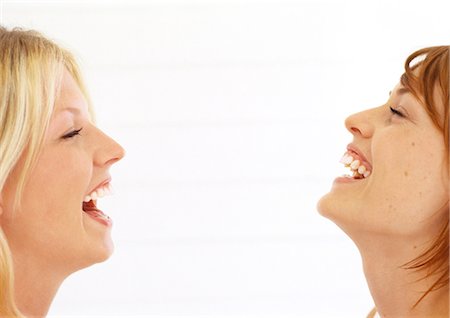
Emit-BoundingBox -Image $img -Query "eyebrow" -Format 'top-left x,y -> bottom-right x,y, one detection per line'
57,106 -> 82,116
389,87 -> 410,96
65,107 -> 81,114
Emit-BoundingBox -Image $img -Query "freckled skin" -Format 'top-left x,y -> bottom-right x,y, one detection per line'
317,82 -> 448,238
317,64 -> 449,317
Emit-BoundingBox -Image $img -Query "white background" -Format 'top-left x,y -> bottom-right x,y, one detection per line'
2,0 -> 449,317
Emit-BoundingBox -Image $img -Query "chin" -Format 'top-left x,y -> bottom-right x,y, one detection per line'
94,236 -> 115,264
316,192 -> 335,219
80,213 -> 115,263
316,192 -> 356,237
74,236 -> 114,272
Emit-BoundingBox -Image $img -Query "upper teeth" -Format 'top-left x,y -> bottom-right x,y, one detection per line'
340,152 -> 371,178
83,183 -> 113,202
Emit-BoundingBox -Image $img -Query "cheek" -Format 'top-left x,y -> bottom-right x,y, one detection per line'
1,147 -> 93,258
370,137 -> 447,230
373,128 -> 441,185
23,149 -> 92,223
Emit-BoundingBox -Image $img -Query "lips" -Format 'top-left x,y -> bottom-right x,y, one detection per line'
84,178 -> 112,201
82,177 -> 113,226
336,143 -> 373,181
347,143 -> 372,172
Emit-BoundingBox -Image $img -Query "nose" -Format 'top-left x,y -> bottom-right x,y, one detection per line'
94,129 -> 125,167
344,108 -> 375,138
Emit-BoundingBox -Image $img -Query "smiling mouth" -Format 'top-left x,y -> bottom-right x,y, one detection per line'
82,182 -> 113,226
340,151 -> 372,179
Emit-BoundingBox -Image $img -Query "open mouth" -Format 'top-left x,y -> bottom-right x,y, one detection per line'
82,200 -> 111,224
340,150 -> 372,179
82,183 -> 113,226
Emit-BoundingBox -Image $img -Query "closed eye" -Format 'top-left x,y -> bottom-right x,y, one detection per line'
62,128 -> 83,139
390,106 -> 404,118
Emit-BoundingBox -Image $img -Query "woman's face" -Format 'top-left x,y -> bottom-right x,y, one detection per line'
317,82 -> 448,238
0,70 -> 125,272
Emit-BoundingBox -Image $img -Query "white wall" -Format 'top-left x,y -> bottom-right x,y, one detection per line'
3,0 -> 449,317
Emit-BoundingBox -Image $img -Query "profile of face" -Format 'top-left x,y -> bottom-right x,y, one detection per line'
0,70 -> 125,274
317,81 -> 448,239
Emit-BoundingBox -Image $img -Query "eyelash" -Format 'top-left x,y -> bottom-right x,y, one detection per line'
62,128 -> 83,139
389,106 -> 405,118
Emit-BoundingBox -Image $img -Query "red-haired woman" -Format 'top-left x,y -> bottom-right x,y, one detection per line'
318,46 -> 449,318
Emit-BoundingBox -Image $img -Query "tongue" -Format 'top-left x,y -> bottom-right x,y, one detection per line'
82,200 -> 108,218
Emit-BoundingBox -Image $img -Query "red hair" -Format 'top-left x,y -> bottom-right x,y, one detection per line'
400,46 -> 449,307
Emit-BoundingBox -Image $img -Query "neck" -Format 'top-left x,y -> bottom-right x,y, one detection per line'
12,251 -> 65,317
355,233 -> 449,318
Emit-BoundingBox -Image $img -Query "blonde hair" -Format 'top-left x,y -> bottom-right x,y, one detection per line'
0,26 -> 93,316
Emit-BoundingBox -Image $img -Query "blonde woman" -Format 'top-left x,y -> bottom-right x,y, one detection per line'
318,46 -> 449,317
0,27 -> 124,316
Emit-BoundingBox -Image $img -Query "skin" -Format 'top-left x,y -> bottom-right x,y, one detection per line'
317,82 -> 449,317
0,70 -> 125,317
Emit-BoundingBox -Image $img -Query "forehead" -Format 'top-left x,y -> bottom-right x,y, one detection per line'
55,70 -> 88,116
405,67 -> 446,117
395,77 -> 446,120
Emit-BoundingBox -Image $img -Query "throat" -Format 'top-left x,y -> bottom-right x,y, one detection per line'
359,236 -> 449,318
